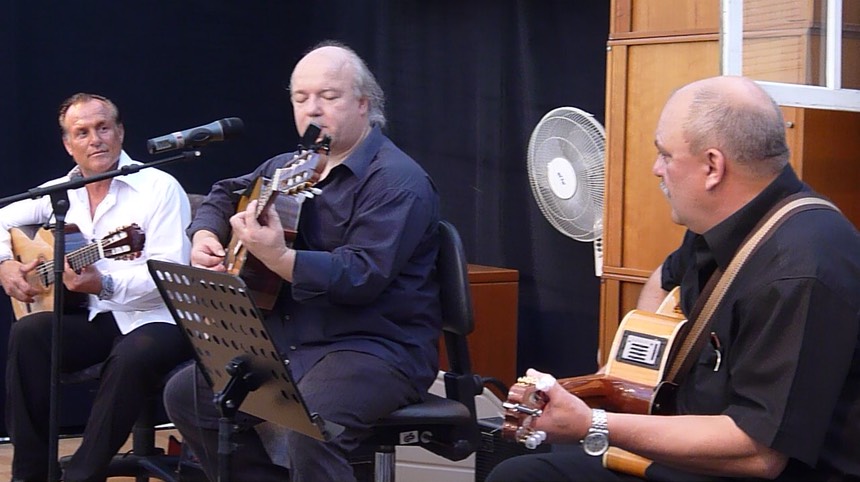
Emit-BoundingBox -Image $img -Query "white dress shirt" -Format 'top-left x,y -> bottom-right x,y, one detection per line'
0,151 -> 191,334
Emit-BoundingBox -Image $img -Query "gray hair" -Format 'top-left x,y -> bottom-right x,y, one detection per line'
683,83 -> 789,176
297,40 -> 386,129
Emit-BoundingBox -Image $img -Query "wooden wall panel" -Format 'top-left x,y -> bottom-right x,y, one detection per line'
794,108 -> 860,226
626,0 -> 719,36
599,278 -> 646,365
618,41 -> 719,273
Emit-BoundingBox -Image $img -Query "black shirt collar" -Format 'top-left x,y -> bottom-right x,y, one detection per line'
702,165 -> 806,269
337,126 -> 385,179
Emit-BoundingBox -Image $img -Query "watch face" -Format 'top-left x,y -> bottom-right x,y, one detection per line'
583,432 -> 609,456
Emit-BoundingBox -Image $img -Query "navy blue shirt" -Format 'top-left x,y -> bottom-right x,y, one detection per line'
189,127 -> 442,392
661,166 -> 860,480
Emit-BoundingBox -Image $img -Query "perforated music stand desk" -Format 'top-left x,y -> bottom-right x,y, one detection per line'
147,259 -> 342,442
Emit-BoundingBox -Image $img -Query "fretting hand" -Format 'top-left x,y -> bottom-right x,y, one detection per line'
524,368 -> 593,445
229,200 -> 292,271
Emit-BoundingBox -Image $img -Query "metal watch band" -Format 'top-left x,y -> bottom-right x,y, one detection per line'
591,408 -> 608,432
98,273 -> 115,300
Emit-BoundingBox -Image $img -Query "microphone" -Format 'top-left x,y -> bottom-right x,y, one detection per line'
299,123 -> 322,149
146,117 -> 244,154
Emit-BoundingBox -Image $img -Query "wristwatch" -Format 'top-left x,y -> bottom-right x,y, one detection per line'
582,408 -> 609,456
98,274 -> 115,300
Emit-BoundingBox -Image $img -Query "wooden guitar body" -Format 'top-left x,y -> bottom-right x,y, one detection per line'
10,225 -> 87,318
502,287 -> 687,477
9,223 -> 145,320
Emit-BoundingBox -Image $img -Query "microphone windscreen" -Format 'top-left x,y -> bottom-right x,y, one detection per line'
220,117 -> 245,137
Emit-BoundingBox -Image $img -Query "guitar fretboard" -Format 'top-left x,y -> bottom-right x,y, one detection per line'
35,238 -> 110,285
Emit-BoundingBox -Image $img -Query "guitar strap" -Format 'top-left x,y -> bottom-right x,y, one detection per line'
663,192 -> 839,386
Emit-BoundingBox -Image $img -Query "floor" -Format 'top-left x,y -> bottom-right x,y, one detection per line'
0,428 -> 181,481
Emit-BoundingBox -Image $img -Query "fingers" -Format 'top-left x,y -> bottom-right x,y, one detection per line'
193,236 -> 226,257
526,368 -> 557,391
191,238 -> 227,270
244,200 -> 262,229
62,264 -> 101,294
264,202 -> 284,231
4,280 -> 38,303
191,252 -> 227,271
20,259 -> 39,273
0,261 -> 40,302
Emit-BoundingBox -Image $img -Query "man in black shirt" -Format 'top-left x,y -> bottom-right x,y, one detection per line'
487,76 -> 860,481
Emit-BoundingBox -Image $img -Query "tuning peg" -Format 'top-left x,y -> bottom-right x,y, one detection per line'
524,431 -> 546,449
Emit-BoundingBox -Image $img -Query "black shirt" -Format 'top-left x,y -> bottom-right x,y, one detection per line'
661,166 -> 860,480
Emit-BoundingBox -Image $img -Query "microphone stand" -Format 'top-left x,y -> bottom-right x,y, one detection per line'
0,150 -> 202,482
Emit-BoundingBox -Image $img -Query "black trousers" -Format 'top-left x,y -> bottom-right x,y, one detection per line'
164,350 -> 424,482
5,311 -> 192,482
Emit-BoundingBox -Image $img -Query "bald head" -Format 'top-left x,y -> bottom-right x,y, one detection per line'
294,46 -> 353,79
668,76 -> 789,177
290,41 -> 386,128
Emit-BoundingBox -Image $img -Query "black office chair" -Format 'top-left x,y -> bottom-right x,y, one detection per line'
350,220 -> 485,482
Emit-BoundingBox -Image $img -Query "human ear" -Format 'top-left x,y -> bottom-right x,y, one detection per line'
704,148 -> 726,191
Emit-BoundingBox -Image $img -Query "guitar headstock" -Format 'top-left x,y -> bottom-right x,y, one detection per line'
273,154 -> 323,196
253,137 -> 331,220
101,223 -> 146,260
501,376 -> 549,449
270,148 -> 326,198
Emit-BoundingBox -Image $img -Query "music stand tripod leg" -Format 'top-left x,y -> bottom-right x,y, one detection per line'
214,357 -> 260,482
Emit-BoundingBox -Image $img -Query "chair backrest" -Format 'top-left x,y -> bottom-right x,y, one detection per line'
434,220 -> 485,437
187,193 -> 207,218
437,220 -> 475,377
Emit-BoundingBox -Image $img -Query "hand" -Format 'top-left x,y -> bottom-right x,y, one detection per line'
61,261 -> 102,295
0,259 -> 40,302
191,230 -> 227,271
229,200 -> 289,267
525,368 -> 593,444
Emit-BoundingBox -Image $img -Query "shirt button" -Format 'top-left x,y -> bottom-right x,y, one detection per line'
290,345 -> 297,351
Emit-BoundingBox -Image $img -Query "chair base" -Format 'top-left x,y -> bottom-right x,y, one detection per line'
59,450 -> 206,482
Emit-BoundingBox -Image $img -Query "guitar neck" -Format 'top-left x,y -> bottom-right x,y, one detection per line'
256,184 -> 279,220
39,240 -> 106,285
557,374 -> 654,414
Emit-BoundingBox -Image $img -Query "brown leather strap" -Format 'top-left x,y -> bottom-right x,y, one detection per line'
665,193 -> 839,385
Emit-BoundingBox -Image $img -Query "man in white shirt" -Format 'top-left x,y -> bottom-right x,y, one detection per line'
0,93 -> 192,482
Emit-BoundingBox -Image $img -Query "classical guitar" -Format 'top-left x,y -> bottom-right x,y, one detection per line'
502,287 -> 687,477
9,223 -> 146,320
224,137 -> 330,310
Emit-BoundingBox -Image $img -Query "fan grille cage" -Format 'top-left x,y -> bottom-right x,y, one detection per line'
527,107 -> 606,242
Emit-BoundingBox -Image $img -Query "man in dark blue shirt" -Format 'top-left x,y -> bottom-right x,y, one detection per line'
163,40 -> 441,481
487,76 -> 860,481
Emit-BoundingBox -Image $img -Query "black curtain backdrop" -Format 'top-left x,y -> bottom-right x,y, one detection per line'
0,1 -> 610,435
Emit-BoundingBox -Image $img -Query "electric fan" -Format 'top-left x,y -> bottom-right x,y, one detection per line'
527,107 -> 606,276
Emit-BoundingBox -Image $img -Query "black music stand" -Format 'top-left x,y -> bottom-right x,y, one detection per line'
146,260 -> 343,481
